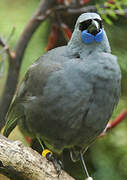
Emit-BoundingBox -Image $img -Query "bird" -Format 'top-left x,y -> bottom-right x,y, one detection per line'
3,12 -> 121,179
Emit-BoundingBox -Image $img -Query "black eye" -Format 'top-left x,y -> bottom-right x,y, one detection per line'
94,18 -> 103,29
79,19 -> 92,31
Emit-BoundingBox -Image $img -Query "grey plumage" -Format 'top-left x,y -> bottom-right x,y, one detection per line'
4,13 -> 121,162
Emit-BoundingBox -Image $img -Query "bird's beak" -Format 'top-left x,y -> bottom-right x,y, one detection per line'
87,20 -> 100,36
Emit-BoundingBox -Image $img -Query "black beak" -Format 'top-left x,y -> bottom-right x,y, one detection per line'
87,19 -> 100,36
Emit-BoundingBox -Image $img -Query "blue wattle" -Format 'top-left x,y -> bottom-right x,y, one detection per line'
81,30 -> 94,44
95,29 -> 104,42
81,28 -> 104,44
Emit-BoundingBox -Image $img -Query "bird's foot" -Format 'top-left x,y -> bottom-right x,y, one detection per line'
42,149 -> 62,176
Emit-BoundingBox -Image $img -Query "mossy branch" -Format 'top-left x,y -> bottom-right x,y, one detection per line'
0,135 -> 75,180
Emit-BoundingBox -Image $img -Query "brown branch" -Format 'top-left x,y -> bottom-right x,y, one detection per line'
106,109 -> 127,130
0,135 -> 75,180
0,36 -> 12,59
0,26 -> 15,57
0,29 -> 16,78
55,4 -> 127,16
0,0 -> 57,129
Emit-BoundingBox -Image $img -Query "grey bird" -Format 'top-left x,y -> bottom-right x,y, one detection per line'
4,13 -> 121,179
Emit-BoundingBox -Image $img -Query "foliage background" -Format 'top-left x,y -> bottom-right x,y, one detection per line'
0,0 -> 127,180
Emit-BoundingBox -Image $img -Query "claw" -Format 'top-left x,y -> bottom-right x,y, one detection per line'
42,149 -> 62,175
52,158 -> 62,176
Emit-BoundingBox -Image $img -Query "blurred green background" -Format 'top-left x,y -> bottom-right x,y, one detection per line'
0,0 -> 127,180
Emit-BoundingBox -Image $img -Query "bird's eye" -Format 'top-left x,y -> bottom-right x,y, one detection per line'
79,19 -> 92,31
94,19 -> 103,29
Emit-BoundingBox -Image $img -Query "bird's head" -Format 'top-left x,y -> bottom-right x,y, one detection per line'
68,13 -> 111,57
78,13 -> 103,44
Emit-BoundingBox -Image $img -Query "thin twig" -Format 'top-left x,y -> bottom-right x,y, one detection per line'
5,26 -> 16,43
0,37 -> 5,47
0,53 -> 6,78
0,30 -> 15,78
99,109 -> 127,137
0,29 -> 14,58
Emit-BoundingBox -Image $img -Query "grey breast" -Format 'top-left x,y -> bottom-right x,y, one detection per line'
21,47 -> 120,152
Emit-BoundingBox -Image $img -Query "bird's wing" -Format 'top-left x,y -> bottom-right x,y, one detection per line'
3,52 -> 63,137
3,99 -> 23,137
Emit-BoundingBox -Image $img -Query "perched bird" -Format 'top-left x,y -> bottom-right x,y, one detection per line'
4,13 -> 121,179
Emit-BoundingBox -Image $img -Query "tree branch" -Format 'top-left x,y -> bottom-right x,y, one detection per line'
0,0 -> 57,129
0,135 -> 75,180
55,4 -> 127,16
0,36 -> 12,59
99,109 -> 127,138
